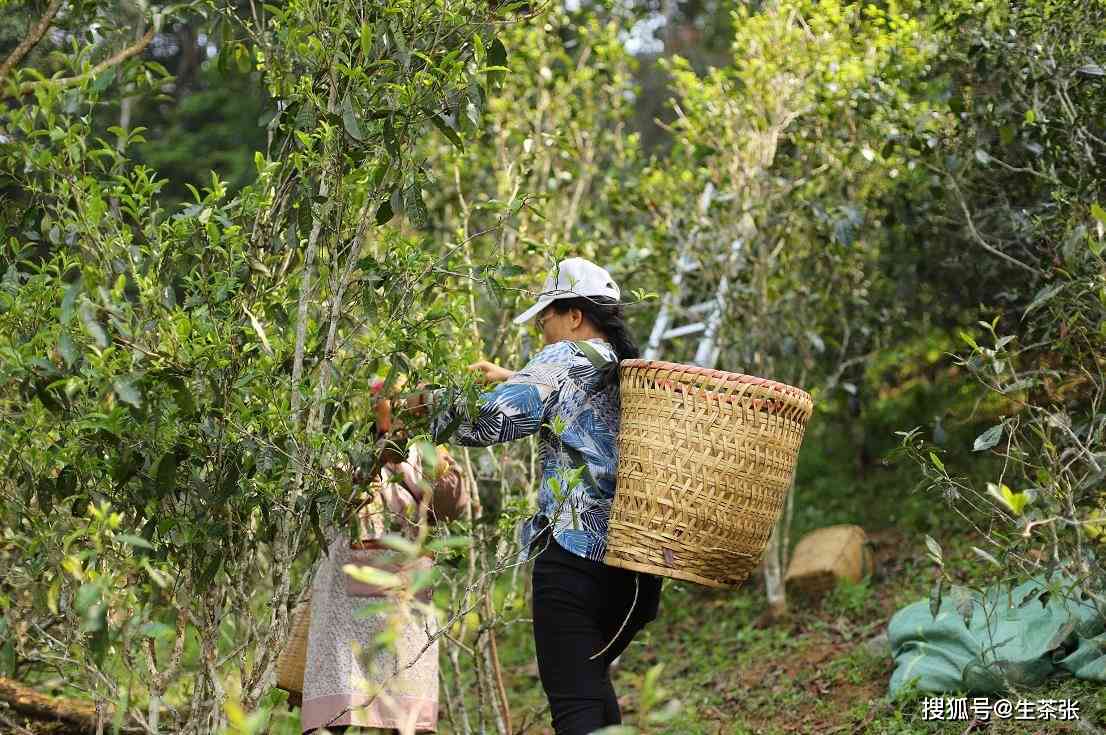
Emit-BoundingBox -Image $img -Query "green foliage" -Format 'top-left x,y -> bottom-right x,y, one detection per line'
1,0 -> 534,730
1,0 -> 1104,730
895,0 -> 1106,621
642,0 -> 945,380
132,62 -> 270,204
825,576 -> 874,618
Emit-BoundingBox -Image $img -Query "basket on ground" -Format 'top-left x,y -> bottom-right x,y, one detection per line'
604,360 -> 814,588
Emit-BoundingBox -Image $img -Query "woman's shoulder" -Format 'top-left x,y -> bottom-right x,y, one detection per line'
536,339 -> 615,362
521,340 -> 574,367
516,340 -> 616,385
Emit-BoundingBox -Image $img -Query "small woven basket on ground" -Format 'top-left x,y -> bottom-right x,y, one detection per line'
604,360 -> 814,588
276,599 -> 311,700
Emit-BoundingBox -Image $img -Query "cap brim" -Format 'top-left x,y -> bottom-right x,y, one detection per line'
512,295 -> 556,325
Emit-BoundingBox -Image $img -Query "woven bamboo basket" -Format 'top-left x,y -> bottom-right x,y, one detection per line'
604,360 -> 814,588
276,598 -> 311,698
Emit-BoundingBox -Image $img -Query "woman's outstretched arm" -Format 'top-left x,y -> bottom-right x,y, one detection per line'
427,342 -> 575,447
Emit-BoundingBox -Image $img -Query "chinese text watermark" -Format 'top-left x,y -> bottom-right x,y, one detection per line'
921,697 -> 1080,721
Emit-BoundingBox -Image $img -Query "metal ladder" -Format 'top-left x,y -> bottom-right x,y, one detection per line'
643,183 -> 743,368
641,185 -> 792,617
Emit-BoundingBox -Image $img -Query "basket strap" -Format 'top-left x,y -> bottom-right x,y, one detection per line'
574,339 -> 619,386
567,341 -> 616,495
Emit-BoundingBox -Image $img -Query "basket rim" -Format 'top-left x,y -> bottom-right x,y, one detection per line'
618,359 -> 812,403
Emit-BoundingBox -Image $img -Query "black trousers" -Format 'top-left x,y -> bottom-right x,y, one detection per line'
530,534 -> 662,735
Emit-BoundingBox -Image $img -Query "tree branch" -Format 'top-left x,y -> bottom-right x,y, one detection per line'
4,22 -> 157,99
945,171 -> 1045,277
0,0 -> 66,85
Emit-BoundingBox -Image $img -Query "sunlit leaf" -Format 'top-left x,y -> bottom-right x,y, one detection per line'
113,376 -> 143,408
375,534 -> 419,557
343,564 -> 402,589
79,300 -> 108,348
973,424 -> 1004,452
924,535 -> 943,566
987,482 -> 1029,516
117,533 -> 154,549
971,546 -> 1001,567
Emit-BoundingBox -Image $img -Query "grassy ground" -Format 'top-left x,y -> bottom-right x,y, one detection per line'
475,526 -> 1106,735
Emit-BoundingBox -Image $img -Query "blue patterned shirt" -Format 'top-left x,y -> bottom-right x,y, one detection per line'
429,338 -> 620,562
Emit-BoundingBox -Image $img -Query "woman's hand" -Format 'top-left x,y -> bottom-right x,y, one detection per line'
433,447 -> 459,481
373,395 -> 394,434
468,360 -> 515,384
372,393 -> 409,458
396,387 -> 430,417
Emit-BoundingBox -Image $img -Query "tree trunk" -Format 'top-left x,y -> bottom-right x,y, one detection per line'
760,499 -> 791,622
0,677 -> 143,734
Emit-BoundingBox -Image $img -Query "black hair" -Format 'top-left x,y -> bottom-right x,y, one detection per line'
549,295 -> 640,372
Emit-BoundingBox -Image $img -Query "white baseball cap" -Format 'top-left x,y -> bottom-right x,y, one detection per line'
512,257 -> 622,325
